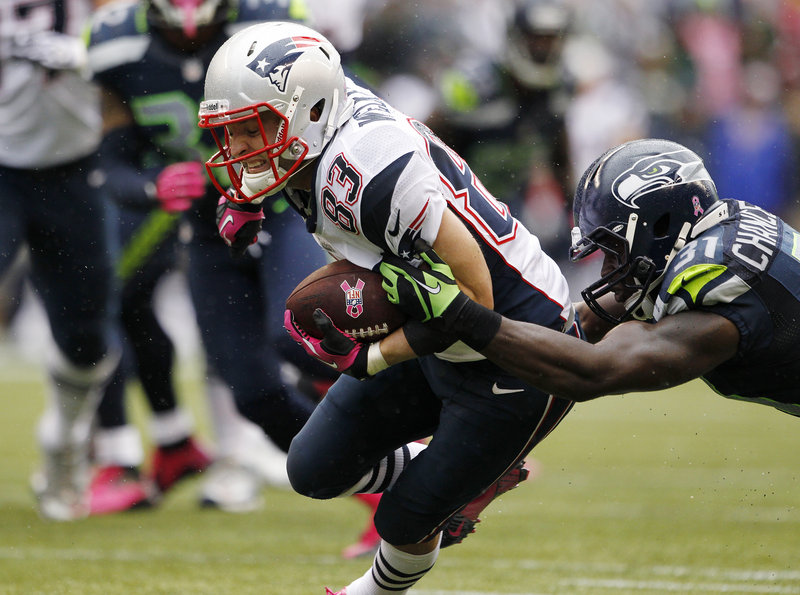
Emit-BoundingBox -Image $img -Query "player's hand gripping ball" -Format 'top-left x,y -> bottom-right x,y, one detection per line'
285,260 -> 406,343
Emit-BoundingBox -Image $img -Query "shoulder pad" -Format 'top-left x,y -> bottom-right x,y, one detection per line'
87,3 -> 149,73
233,0 -> 307,25
88,2 -> 144,47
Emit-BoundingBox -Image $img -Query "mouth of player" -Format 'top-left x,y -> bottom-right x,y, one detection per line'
243,158 -> 269,174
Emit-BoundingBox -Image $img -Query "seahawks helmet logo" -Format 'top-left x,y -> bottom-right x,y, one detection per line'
611,149 -> 712,209
247,35 -> 323,93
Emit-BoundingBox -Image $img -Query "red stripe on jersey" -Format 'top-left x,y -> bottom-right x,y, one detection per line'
409,198 -> 430,231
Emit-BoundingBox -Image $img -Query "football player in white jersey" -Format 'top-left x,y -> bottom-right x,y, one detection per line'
0,0 -> 120,520
199,22 -> 580,594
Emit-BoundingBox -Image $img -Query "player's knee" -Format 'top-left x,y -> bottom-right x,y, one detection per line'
286,439 -> 346,500
52,325 -> 110,367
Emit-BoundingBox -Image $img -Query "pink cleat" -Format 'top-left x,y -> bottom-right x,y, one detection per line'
441,461 -> 531,548
342,493 -> 381,559
150,437 -> 212,492
89,466 -> 157,515
325,589 -> 346,595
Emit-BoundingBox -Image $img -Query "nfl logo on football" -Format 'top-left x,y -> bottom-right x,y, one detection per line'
340,280 -> 365,318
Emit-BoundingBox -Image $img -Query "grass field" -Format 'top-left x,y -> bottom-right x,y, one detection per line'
1,346 -> 799,595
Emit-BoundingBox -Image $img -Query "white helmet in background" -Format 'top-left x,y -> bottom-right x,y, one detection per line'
198,21 -> 354,203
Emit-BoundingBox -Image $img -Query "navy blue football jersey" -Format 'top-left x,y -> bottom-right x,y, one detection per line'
654,199 -> 800,415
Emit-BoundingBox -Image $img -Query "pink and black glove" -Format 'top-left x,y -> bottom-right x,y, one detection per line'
216,196 -> 264,257
284,308 -> 373,380
155,161 -> 206,213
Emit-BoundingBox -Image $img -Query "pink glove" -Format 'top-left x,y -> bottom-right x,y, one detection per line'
216,196 -> 264,257
155,162 -> 206,212
284,309 -> 369,379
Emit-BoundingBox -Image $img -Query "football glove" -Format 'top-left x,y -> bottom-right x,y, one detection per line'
284,309 -> 371,380
380,245 -> 468,329
216,197 -> 264,258
155,162 -> 206,213
380,243 -> 502,351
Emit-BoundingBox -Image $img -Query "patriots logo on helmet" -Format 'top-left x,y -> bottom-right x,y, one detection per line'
247,35 -> 323,92
611,149 -> 712,209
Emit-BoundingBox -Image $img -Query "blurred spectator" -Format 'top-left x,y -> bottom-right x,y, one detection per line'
670,0 -> 744,121
562,35 -> 650,183
706,60 -> 797,218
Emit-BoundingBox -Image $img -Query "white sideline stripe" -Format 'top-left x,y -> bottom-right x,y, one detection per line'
413,591 -> 548,595
563,578 -> 800,593
414,581 -> 800,595
503,559 -> 800,582
3,548 -> 799,593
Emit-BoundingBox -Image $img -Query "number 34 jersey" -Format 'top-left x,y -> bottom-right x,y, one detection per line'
304,79 -> 575,362
654,199 -> 800,416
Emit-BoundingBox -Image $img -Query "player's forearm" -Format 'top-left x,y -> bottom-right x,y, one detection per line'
377,327 -> 420,367
481,318 -> 611,401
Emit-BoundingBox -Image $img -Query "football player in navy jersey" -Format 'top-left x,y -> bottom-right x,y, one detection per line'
380,138 -> 800,418
0,0 -> 120,521
85,0 -> 343,512
199,22 -> 580,594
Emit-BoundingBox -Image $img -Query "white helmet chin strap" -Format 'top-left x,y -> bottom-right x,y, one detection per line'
241,168 -> 288,204
242,155 -> 318,204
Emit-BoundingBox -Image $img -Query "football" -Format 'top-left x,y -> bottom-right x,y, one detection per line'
285,259 -> 406,343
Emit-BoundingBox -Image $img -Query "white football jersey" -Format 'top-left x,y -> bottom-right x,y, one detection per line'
308,79 -> 573,360
0,0 -> 100,168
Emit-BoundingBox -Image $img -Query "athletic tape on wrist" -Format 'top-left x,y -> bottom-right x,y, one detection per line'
367,342 -> 389,376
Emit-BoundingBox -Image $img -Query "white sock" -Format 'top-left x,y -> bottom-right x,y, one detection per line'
345,538 -> 440,595
343,441 -> 427,496
149,406 -> 193,446
93,424 -> 144,467
203,374 -> 240,455
38,346 -> 119,451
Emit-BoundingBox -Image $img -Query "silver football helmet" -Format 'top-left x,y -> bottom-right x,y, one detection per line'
198,21 -> 354,203
147,0 -> 230,38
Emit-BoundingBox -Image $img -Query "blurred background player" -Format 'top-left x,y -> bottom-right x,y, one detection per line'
85,101 -> 212,513
0,0 -> 121,520
431,0 -> 574,266
86,0 -> 377,555
86,0 -> 318,513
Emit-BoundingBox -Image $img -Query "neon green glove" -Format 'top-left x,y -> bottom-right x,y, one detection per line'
380,245 -> 467,326
381,243 -> 503,351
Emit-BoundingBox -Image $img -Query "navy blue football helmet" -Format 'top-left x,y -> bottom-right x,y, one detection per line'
147,0 -> 231,39
570,139 -> 719,323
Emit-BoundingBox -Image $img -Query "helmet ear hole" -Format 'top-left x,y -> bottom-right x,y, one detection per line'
311,99 -> 325,122
653,213 -> 670,238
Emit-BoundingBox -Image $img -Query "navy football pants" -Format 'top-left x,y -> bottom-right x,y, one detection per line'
187,207 -> 330,451
287,356 -> 574,545
0,157 -> 117,367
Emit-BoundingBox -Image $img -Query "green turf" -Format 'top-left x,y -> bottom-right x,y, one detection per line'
1,348 -> 798,594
